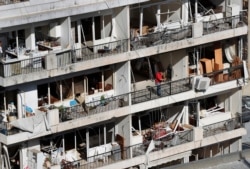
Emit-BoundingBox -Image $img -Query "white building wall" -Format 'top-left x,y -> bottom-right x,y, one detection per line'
115,62 -> 130,95
17,84 -> 38,118
159,49 -> 188,80
113,6 -> 130,39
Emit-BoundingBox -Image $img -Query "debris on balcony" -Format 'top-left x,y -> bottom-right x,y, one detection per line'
10,111 -> 50,134
198,106 -> 232,127
142,107 -> 193,149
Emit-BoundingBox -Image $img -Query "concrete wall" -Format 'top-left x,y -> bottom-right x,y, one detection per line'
61,17 -> 71,49
17,84 -> 38,118
0,0 -> 149,28
115,62 -> 130,95
230,89 -> 242,117
113,6 -> 130,39
116,115 -> 131,147
159,49 -> 188,80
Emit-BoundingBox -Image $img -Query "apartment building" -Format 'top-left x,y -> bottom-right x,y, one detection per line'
0,0 -> 249,168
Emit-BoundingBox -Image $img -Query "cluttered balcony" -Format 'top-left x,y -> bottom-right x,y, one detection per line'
131,77 -> 192,104
61,130 -> 192,169
59,115 -> 243,169
130,13 -> 245,51
0,12 -> 246,78
0,93 -> 129,136
56,39 -> 129,67
0,39 -> 128,77
0,58 -> 246,137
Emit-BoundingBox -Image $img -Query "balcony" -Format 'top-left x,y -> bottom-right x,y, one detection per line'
61,116 -> 243,169
0,56 -> 45,77
58,93 -> 129,122
131,77 -> 192,104
130,13 -> 245,51
0,13 -> 246,79
56,39 -> 129,67
0,39 -> 128,77
61,129 -> 193,169
130,25 -> 192,50
0,63 -> 245,136
203,15 -> 244,35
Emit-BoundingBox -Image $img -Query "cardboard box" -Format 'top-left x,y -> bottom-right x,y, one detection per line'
214,63 -> 223,83
200,58 -> 213,73
214,43 -> 223,65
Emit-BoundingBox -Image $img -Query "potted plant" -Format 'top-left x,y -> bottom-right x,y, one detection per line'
100,95 -> 106,106
57,105 -> 67,121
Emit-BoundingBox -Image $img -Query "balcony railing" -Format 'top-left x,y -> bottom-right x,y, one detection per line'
0,14 -> 246,78
0,39 -> 129,77
130,14 -> 246,51
59,93 -> 129,122
203,116 -> 242,138
0,65 -> 246,136
56,39 -> 129,67
61,129 -> 193,169
130,25 -> 192,51
203,13 -> 245,35
202,64 -> 244,86
131,77 -> 192,104
62,116 -> 243,168
0,122 -> 20,136
0,56 -> 46,77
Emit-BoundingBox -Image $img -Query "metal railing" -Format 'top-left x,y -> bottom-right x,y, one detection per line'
203,14 -> 245,35
203,116 -> 242,138
203,64 -> 244,86
56,50 -> 73,67
0,122 -> 20,136
61,129 -> 193,169
59,93 -> 129,122
57,39 -> 129,67
0,39 -> 129,77
0,56 -> 46,77
131,77 -> 192,104
0,66 -> 245,136
130,25 -> 192,51
0,13 -> 246,78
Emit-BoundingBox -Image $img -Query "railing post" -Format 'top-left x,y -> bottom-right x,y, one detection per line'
170,81 -> 172,95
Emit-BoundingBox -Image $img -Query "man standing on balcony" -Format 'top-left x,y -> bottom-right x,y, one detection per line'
155,71 -> 165,96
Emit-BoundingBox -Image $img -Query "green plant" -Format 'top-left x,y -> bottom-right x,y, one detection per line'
100,95 -> 105,100
100,95 -> 106,106
58,105 -> 65,112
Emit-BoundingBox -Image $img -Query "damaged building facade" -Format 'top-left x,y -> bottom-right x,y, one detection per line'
0,0 -> 249,168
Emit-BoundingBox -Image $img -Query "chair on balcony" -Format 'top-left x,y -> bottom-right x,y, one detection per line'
98,46 -> 111,56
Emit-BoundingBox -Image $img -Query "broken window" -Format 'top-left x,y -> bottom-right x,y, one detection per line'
81,18 -> 93,42
94,16 -> 101,40
35,24 -> 60,51
103,68 -> 113,91
61,78 -> 73,100
74,75 -> 85,95
89,125 -> 104,148
71,21 -> 79,43
102,15 -> 112,38
37,84 -> 48,106
87,72 -> 102,95
87,67 -> 113,94
131,56 -> 159,82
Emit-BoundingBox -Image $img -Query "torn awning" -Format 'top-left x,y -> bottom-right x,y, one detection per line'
10,112 -> 50,133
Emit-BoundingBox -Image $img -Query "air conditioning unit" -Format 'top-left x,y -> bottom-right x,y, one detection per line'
195,77 -> 211,91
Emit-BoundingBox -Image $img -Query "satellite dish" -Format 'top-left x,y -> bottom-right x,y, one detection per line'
224,43 -> 237,63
